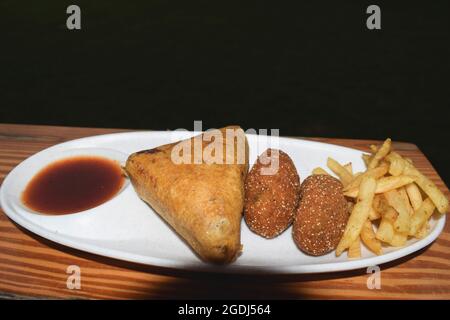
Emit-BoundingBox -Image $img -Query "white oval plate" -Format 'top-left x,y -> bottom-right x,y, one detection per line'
0,131 -> 445,274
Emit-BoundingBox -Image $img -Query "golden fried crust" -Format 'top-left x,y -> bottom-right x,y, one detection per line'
125,126 -> 249,264
293,174 -> 348,256
244,149 -> 300,238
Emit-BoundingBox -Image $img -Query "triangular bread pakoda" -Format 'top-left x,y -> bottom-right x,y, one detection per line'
126,126 -> 248,263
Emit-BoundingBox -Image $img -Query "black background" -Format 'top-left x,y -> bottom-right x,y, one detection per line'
1,1 -> 449,183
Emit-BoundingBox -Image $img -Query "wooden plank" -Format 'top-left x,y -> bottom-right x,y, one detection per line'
0,123 -> 449,299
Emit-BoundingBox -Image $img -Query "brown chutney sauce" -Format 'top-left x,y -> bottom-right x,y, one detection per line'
22,156 -> 125,215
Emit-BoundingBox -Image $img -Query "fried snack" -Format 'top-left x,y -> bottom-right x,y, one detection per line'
125,126 -> 248,264
361,220 -> 382,255
312,167 -> 329,175
348,236 -> 361,258
362,154 -> 371,167
335,138 -> 448,258
244,149 -> 300,238
370,145 -> 378,153
372,194 -> 382,213
403,165 -> 449,214
376,205 -> 397,243
415,222 -> 430,239
344,163 -> 353,175
347,201 -> 355,214
327,157 -> 353,186
390,232 -> 408,247
409,198 -> 436,236
376,218 -> 395,243
382,205 -> 399,224
386,152 -> 448,214
353,172 -> 363,179
398,187 -> 415,217
368,138 -> 391,169
293,175 -> 348,256
368,194 -> 382,221
336,177 -> 377,256
344,164 -> 388,191
386,152 -> 405,176
405,183 -> 423,211
368,206 -> 381,221
384,189 -> 411,234
377,194 -> 393,215
344,175 -> 414,198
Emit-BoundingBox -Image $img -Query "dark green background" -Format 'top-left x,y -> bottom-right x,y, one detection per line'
1,1 -> 449,182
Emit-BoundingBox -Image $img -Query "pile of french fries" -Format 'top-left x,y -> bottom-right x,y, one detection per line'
312,138 -> 449,258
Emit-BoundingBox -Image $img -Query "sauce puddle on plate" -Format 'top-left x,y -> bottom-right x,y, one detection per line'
22,156 -> 125,215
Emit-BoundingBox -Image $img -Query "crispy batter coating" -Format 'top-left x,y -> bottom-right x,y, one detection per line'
244,149 -> 300,238
293,174 -> 348,256
126,126 -> 248,264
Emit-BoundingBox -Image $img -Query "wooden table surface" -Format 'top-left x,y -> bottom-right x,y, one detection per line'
0,123 -> 449,300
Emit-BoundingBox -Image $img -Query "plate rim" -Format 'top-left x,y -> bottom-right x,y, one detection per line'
0,130 -> 446,274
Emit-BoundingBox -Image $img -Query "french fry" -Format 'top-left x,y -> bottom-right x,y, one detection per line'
398,187 -> 414,216
327,157 -> 353,186
373,194 -> 383,213
344,164 -> 388,191
389,159 -> 404,176
336,177 -> 377,256
312,167 -> 329,175
377,206 -> 399,243
368,138 -> 391,169
380,160 -> 390,169
361,220 -> 383,255
403,164 -> 449,214
385,152 -> 448,214
384,189 -> 411,233
354,172 -> 363,179
385,151 -> 401,160
369,206 -> 381,220
376,218 -> 395,243
373,194 -> 381,211
347,201 -> 355,214
415,222 -> 430,239
382,206 -> 398,223
390,232 -> 408,247
409,198 -> 436,236
332,138 -> 447,259
375,194 -> 393,216
406,183 -> 423,211
362,154 -> 371,167
373,194 -> 391,215
343,190 -> 360,198
344,175 -> 415,198
376,176 -> 416,195
344,162 -> 353,176
348,236 -> 361,258
386,152 -> 405,176
369,144 -> 378,153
